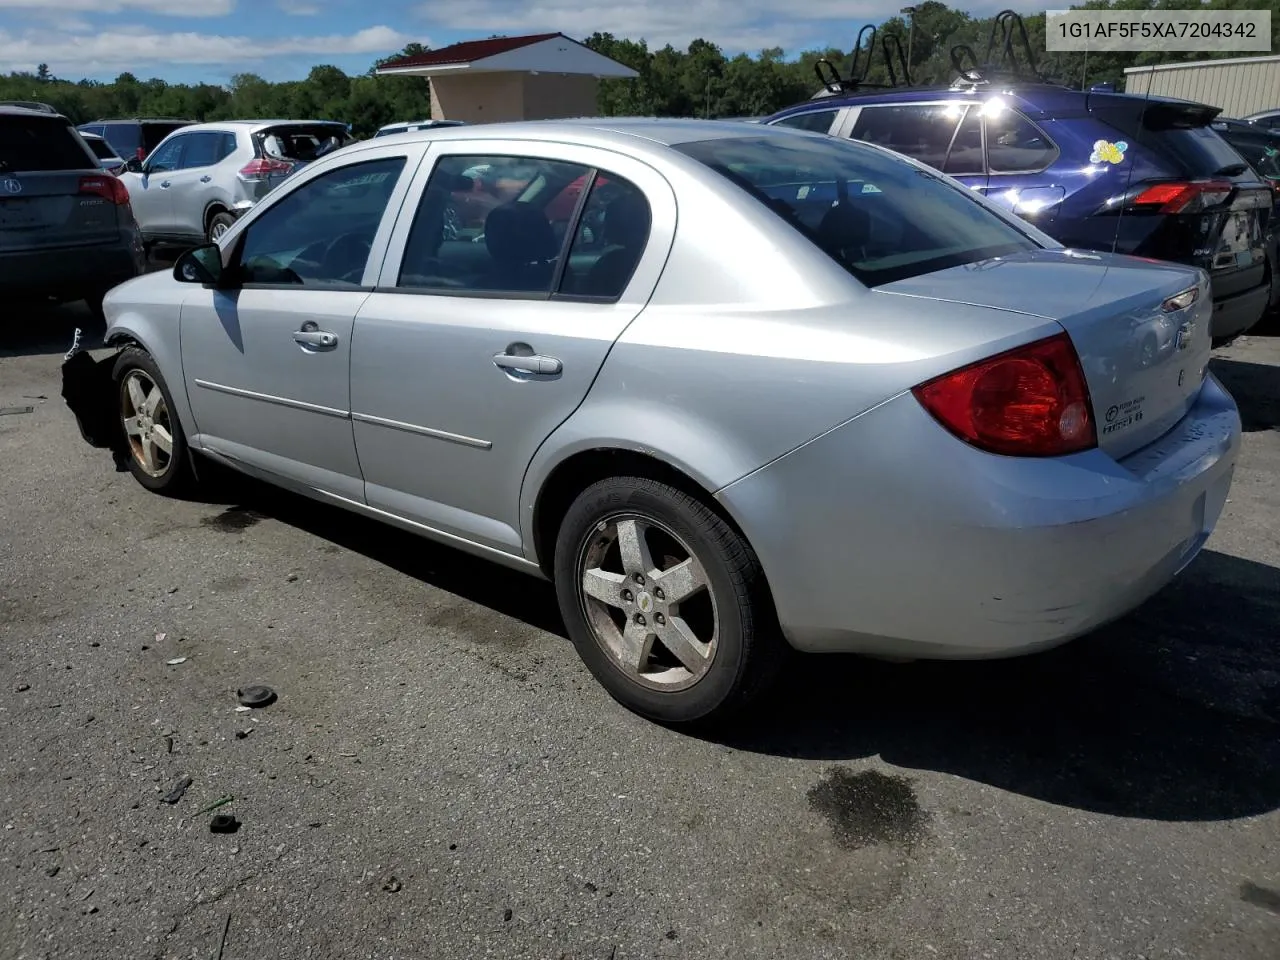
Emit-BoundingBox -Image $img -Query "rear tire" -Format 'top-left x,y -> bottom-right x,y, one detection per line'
207,212 -> 236,244
112,346 -> 193,495
553,476 -> 785,725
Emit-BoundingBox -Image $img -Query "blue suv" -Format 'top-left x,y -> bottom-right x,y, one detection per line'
763,28 -> 1272,342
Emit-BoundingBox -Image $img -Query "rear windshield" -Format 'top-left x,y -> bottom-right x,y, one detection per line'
260,124 -> 351,162
0,115 -> 93,172
674,134 -> 1038,287
1098,107 -> 1253,179
83,137 -> 117,161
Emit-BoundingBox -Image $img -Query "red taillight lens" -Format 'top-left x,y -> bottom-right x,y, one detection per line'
912,332 -> 1096,457
238,157 -> 293,180
78,174 -> 130,205
1130,179 -> 1233,214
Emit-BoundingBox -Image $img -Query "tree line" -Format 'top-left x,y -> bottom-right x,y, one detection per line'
3,0 -> 1278,138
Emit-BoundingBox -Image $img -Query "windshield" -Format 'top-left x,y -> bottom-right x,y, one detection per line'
674,134 -> 1038,287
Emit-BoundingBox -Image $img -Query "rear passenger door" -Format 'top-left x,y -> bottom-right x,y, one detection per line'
349,141 -> 675,554
975,103 -> 1063,227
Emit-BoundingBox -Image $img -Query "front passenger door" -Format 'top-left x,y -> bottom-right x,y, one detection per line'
180,151 -> 421,500
123,134 -> 185,237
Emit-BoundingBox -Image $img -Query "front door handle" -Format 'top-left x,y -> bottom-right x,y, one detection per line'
294,329 -> 339,350
493,352 -> 562,375
160,180 -> 171,188
199,175 -> 212,183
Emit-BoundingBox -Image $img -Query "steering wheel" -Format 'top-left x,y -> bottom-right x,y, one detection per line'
320,231 -> 372,284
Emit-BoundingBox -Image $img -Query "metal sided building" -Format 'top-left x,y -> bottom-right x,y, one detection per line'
1124,55 -> 1280,118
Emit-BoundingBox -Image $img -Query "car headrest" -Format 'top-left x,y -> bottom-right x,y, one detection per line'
484,203 -> 557,265
602,191 -> 650,248
817,201 -> 871,254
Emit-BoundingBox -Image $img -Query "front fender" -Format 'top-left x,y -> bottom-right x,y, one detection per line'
104,304 -> 196,443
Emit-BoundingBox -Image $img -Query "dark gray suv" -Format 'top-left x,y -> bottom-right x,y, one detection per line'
1,106 -> 146,319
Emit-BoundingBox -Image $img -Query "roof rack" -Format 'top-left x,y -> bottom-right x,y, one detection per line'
949,10 -> 1051,89
812,24 -> 914,97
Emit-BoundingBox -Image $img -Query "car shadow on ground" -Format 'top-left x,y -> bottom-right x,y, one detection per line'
717,547 -> 1280,823
195,464 -> 1280,824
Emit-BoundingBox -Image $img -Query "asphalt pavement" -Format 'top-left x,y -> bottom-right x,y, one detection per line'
2,304 -> 1278,960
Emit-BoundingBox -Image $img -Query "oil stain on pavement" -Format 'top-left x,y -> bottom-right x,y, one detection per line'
807,766 -> 930,850
201,506 -> 266,532
1240,881 -> 1280,915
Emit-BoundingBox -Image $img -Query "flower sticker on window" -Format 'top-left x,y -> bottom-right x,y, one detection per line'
1090,139 -> 1128,165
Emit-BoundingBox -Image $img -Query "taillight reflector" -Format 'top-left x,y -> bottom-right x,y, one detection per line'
78,174 -> 130,206
1131,180 -> 1232,214
239,157 -> 293,180
912,333 -> 1097,458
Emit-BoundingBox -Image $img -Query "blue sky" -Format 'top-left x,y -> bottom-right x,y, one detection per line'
0,0 -> 1036,85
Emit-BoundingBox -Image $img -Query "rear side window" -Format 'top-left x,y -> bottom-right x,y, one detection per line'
560,174 -> 652,300
0,115 -> 92,171
101,125 -> 142,158
84,137 -> 117,161
944,107 -> 983,175
850,104 -> 966,170
675,134 -> 1038,287
986,108 -> 1058,173
772,110 -> 840,134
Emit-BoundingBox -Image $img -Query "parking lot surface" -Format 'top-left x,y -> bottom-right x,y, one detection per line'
2,306 -> 1278,960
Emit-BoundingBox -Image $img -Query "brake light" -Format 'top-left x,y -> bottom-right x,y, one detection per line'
1130,180 -> 1233,214
78,174 -> 130,206
912,333 -> 1096,457
238,157 -> 293,181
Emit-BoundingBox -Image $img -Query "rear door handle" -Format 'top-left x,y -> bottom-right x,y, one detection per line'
199,175 -> 212,183
294,330 -> 339,350
493,353 -> 562,375
160,180 -> 171,188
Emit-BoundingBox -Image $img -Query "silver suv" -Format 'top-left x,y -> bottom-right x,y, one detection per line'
118,120 -> 351,246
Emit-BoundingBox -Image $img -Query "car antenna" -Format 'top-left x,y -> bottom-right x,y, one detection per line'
812,23 -> 913,98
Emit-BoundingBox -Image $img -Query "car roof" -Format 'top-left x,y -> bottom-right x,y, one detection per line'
1,104 -> 69,119
365,116 -> 791,151
88,117 -> 193,124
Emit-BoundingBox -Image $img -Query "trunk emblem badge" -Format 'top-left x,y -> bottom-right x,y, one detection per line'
1,178 -> 21,195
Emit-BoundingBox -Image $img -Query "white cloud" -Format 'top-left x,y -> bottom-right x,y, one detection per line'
416,0 -> 1044,55
0,0 -> 235,14
0,25 -> 418,73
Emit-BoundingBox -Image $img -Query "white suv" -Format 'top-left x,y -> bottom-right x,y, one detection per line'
118,119 -> 351,246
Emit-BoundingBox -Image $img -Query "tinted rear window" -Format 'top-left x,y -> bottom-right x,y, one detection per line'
1099,108 -> 1252,178
143,123 -> 188,153
0,115 -> 93,172
674,134 -> 1037,287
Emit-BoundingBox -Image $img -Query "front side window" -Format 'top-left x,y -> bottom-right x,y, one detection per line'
397,154 -> 592,295
146,136 -> 184,173
985,108 -> 1058,173
235,156 -> 407,287
675,135 -> 1038,287
772,110 -> 840,135
849,104 -> 967,170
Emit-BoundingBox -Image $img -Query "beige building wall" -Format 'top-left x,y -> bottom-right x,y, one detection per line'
429,72 -> 601,122
1125,56 -> 1280,117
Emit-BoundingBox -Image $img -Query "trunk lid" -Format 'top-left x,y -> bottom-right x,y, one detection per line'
1,113 -> 123,252
877,248 -> 1213,459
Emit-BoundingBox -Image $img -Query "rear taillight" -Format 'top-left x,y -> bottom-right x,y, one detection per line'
238,157 -> 293,181
1129,180 -> 1233,214
78,174 -> 130,206
912,333 -> 1096,458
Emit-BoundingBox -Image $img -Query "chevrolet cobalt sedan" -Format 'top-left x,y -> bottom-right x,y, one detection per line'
94,119 -> 1241,724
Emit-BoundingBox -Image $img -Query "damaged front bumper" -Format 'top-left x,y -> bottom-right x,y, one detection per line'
61,328 -> 128,472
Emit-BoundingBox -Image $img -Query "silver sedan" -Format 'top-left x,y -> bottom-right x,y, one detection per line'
94,118 -> 1242,724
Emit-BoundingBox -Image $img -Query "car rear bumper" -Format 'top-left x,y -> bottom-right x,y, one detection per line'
1210,278 -> 1269,339
716,373 -> 1241,658
1,239 -> 145,300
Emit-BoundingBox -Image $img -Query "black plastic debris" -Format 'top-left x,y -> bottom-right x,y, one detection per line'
161,777 -> 193,805
381,876 -> 402,893
236,685 -> 277,709
209,814 -> 240,834
60,328 -> 128,471
0,406 -> 34,416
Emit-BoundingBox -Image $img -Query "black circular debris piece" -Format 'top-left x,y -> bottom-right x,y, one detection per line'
236,685 -> 277,708
209,814 -> 240,834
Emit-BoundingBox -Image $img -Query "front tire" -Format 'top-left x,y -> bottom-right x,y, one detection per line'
553,477 -> 785,724
112,346 -> 192,494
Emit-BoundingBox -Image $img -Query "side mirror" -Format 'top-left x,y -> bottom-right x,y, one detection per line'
174,243 -> 225,286
124,157 -> 143,174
